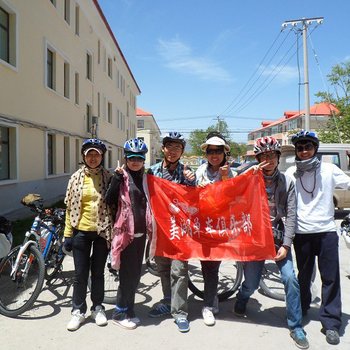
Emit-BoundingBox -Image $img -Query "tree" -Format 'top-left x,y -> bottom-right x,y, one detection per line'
315,61 -> 350,143
187,120 -> 247,159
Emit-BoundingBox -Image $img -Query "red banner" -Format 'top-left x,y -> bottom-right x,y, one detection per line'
147,170 -> 275,261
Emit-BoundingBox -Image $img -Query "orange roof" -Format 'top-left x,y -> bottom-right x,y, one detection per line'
136,108 -> 153,117
250,102 -> 339,133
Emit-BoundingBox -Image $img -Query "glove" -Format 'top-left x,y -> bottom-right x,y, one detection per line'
64,237 -> 73,252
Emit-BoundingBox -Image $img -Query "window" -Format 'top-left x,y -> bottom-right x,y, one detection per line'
107,102 -> 112,123
86,104 -> 92,133
64,136 -> 70,173
0,125 -> 9,180
86,52 -> 92,80
137,120 -> 144,129
50,0 -> 56,6
47,48 -> 55,90
74,72 -> 79,104
47,134 -> 55,175
0,3 -> 17,67
97,92 -> 100,117
108,150 -> 112,169
64,0 -> 70,24
108,57 -> 112,78
64,61 -> 70,98
0,7 -> 9,63
75,5 -> 79,35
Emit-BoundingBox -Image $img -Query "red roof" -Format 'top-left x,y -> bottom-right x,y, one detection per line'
136,108 -> 153,117
250,102 -> 339,133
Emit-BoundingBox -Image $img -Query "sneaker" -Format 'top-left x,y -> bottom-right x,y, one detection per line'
202,307 -> 216,326
290,328 -> 309,349
67,310 -> 85,331
148,302 -> 171,318
130,316 -> 141,326
175,317 -> 190,333
321,328 -> 340,345
112,311 -> 137,330
212,295 -> 219,315
91,306 -> 108,327
233,300 -> 246,317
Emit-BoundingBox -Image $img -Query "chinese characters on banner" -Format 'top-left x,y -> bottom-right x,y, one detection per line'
147,170 -> 276,261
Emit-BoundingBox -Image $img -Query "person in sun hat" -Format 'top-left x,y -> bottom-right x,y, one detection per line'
195,131 -> 235,326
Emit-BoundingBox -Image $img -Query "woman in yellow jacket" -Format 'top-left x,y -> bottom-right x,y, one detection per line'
63,138 -> 113,331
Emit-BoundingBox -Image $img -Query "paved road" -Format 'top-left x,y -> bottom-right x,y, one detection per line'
1,223 -> 350,350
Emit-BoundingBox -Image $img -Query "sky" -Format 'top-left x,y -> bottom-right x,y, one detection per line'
98,0 -> 350,143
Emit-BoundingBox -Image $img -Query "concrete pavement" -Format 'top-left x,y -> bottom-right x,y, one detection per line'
1,231 -> 350,350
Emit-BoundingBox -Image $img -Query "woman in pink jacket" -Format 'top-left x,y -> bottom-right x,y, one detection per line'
105,138 -> 152,330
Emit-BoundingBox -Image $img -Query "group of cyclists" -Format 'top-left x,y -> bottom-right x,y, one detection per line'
63,129 -> 350,349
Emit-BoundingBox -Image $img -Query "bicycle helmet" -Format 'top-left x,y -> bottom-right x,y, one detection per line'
254,136 -> 281,156
201,131 -> 230,153
291,130 -> 319,148
162,131 -> 186,148
124,138 -> 148,159
81,138 -> 107,155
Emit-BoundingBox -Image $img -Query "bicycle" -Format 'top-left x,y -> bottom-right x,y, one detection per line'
0,194 -> 66,317
145,240 -> 244,301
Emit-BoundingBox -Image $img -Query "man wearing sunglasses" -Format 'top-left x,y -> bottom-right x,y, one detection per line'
234,136 -> 309,349
285,130 -> 350,346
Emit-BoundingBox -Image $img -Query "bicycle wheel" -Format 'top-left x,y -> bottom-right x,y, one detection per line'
0,244 -> 45,317
87,253 -> 119,305
188,260 -> 244,301
259,260 -> 285,301
45,232 -> 65,280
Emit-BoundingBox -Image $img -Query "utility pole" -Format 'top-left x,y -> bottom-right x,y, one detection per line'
282,17 -> 323,131
214,116 -> 224,132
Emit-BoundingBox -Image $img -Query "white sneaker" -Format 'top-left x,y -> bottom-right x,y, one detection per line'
202,307 -> 216,326
91,306 -> 108,326
113,318 -> 137,330
130,316 -> 141,326
67,310 -> 85,331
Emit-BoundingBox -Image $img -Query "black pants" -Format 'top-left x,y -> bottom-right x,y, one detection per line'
72,230 -> 109,314
294,232 -> 342,331
201,260 -> 221,307
116,234 -> 146,317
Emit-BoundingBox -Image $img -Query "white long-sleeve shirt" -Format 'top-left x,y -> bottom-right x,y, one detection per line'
285,162 -> 350,233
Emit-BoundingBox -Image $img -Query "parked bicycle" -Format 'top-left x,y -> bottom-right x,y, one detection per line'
0,194 -> 65,317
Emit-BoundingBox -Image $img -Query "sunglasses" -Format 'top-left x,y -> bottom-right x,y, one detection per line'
296,143 -> 314,152
165,145 -> 183,152
259,152 -> 278,160
127,157 -> 144,162
206,149 -> 224,155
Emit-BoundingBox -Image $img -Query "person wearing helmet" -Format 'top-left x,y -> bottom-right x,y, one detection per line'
285,130 -> 350,346
105,138 -> 153,330
195,131 -> 235,326
234,136 -> 309,349
148,131 -> 195,333
63,138 -> 113,331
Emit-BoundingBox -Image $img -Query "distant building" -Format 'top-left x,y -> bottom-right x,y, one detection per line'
0,0 -> 140,215
136,108 -> 161,167
246,102 -> 339,158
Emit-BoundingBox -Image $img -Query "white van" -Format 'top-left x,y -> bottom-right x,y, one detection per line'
280,144 -> 350,209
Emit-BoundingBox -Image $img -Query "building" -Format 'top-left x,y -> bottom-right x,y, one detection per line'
246,102 -> 339,158
136,108 -> 161,168
0,0 -> 140,215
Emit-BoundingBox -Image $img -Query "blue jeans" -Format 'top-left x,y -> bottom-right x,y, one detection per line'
236,249 -> 303,330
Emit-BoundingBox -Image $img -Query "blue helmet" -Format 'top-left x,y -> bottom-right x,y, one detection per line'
124,138 -> 148,159
291,130 -> 319,148
162,131 -> 186,147
81,138 -> 107,155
